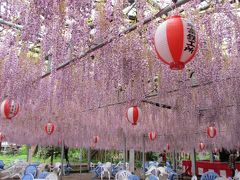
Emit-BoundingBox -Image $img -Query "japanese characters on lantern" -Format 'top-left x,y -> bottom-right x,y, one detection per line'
154,15 -> 198,70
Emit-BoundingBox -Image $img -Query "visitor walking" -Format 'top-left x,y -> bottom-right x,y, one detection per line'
64,145 -> 70,165
162,150 -> 167,165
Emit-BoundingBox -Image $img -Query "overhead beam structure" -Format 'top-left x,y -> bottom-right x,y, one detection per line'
0,18 -> 23,30
2,0 -> 236,111
0,0 -> 191,80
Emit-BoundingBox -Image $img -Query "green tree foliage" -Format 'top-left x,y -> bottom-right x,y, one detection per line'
19,145 -> 28,155
36,146 -> 61,160
219,148 -> 230,162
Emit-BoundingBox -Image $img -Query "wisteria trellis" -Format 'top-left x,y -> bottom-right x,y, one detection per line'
0,0 -> 240,152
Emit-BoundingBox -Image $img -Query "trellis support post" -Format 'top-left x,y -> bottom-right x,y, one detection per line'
191,148 -> 197,176
60,140 -> 64,180
142,135 -> 146,179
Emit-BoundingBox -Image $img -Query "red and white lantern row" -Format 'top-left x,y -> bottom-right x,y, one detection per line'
93,136 -> 99,144
126,106 -> 142,125
148,132 -> 157,141
199,142 -> 205,151
1,99 -> 19,119
154,15 -> 198,70
44,122 -> 55,135
0,133 -> 5,142
207,126 -> 217,138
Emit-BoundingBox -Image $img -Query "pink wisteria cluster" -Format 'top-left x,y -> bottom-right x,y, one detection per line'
0,0 -> 239,152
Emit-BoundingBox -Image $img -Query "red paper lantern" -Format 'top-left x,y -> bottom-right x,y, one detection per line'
58,139 -> 62,145
126,106 -> 142,125
199,142 -> 205,151
213,147 -> 219,153
1,99 -> 19,119
167,144 -> 170,151
93,136 -> 99,144
0,133 -> 5,142
148,131 -> 157,141
44,122 -> 55,135
154,15 -> 198,70
207,126 -> 217,138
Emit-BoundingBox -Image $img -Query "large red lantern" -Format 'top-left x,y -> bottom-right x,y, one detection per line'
166,144 -> 170,151
126,106 -> 142,125
207,126 -> 217,138
44,123 -> 55,135
154,15 -> 198,70
93,136 -> 99,144
199,142 -> 205,151
148,131 -> 157,141
0,133 -> 5,142
1,99 -> 19,119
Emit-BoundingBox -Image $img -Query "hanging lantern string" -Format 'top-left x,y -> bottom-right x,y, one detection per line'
143,129 -> 227,139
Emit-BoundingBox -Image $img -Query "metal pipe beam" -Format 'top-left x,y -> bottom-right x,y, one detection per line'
0,18 -> 23,30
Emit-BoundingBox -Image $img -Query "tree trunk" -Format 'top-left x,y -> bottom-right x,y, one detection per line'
50,147 -> 54,165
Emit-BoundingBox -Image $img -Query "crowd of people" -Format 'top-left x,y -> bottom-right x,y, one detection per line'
156,149 -> 240,178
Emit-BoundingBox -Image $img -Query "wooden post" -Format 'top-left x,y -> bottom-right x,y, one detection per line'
26,145 -> 30,162
87,147 -> 91,172
210,144 -> 214,162
104,149 -> 107,162
129,149 -> 135,173
60,140 -> 64,180
173,149 -> 177,171
191,148 -> 197,176
79,148 -> 82,174
142,135 -> 146,179
210,151 -> 214,162
123,135 -> 127,169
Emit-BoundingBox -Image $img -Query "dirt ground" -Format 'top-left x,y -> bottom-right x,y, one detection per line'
62,173 -> 193,180
62,173 -> 143,180
62,173 -> 93,180
62,173 -> 144,180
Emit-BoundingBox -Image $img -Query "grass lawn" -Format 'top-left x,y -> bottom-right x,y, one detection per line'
0,154 -> 62,166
